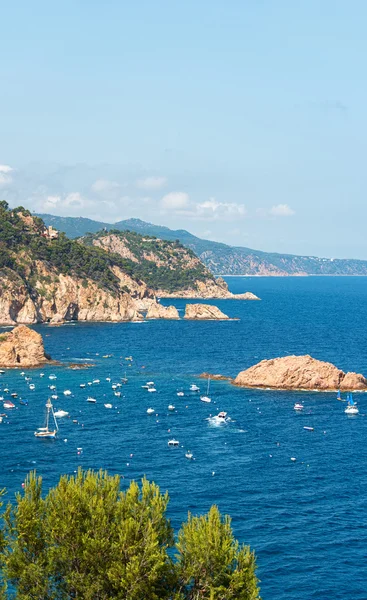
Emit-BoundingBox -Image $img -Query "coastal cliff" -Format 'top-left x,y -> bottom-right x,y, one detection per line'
0,204 -> 178,324
184,304 -> 231,320
233,355 -> 367,391
82,231 -> 259,300
0,325 -> 51,367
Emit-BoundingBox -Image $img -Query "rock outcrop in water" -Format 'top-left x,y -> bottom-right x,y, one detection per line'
233,355 -> 367,391
184,304 -> 231,320
146,303 -> 179,319
157,277 -> 260,300
0,325 -> 51,367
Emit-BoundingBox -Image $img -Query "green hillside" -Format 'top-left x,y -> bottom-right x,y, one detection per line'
38,212 -> 367,276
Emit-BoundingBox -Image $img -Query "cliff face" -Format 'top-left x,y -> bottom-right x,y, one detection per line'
0,325 -> 51,367
233,355 -> 367,391
0,264 -> 146,325
184,304 -> 230,320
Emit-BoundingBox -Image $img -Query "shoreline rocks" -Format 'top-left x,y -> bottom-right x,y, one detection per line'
0,325 -> 52,368
146,303 -> 179,320
233,355 -> 367,391
184,304 -> 232,320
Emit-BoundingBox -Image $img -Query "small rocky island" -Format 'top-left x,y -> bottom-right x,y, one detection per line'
184,304 -> 231,320
146,304 -> 179,319
233,355 -> 367,391
0,325 -> 51,368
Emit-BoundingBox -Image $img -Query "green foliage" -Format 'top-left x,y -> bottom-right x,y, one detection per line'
176,506 -> 260,600
0,471 -> 260,600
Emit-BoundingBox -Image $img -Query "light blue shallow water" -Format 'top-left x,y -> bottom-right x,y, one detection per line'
1,276 -> 366,599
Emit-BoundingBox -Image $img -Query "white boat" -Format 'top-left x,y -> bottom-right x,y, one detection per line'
114,391 -> 121,397
29,383 -> 35,390
63,390 -> 72,396
345,393 -> 359,415
3,401 -> 15,409
11,393 -> 18,398
40,373 -> 44,377
51,394 -> 58,400
111,384 -> 117,390
0,416 -> 3,423
200,377 -> 211,403
168,404 -> 175,411
190,384 -> 200,392
177,391 -> 184,397
147,408 -> 155,414
20,371 -> 25,376
148,387 -> 157,393
146,381 -> 154,386
93,379 -> 100,384
49,374 -> 57,380
3,388 -> 9,393
168,439 -> 179,446
87,397 -> 97,403
54,410 -> 69,418
104,403 -> 113,409
80,384 -> 86,388
141,385 -> 150,389
185,451 -> 193,459
294,403 -> 304,411
49,385 -> 56,390
106,377 -> 111,382
35,398 -> 58,438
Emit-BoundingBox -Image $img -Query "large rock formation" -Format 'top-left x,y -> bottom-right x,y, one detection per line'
184,304 -> 231,320
0,264 -> 148,325
233,355 -> 367,391
146,303 -> 179,319
0,325 -> 51,367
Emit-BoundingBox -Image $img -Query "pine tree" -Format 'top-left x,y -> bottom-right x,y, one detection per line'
175,505 -> 260,600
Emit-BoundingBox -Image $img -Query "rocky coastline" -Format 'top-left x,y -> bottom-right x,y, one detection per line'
0,325 -> 52,368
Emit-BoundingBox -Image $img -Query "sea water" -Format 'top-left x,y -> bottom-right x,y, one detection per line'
0,276 -> 366,599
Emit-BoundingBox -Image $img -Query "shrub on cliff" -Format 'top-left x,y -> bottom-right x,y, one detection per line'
0,470 -> 260,600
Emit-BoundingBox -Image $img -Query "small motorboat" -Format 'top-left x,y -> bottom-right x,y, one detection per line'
148,387 -> 157,393
40,373 -> 44,377
304,426 -> 314,431
106,377 -> 111,382
54,410 -> 69,418
3,388 -> 9,393
87,397 -> 97,403
217,411 -> 228,420
29,384 -> 35,391
51,394 -> 58,400
111,384 -> 117,390
63,390 -> 72,396
168,439 -> 179,446
3,401 -> 15,409
49,374 -> 57,380
185,451 -> 193,459
80,383 -> 86,388
19,399 -> 28,406
93,379 -> 100,384
147,408 -> 155,414
146,381 -> 154,386
104,403 -> 113,409
168,404 -> 175,411
11,393 -> 18,398
114,391 -> 121,397
190,384 -> 200,392
177,391 -> 184,397
294,403 -> 304,411
20,371 -> 25,376
49,385 -> 56,390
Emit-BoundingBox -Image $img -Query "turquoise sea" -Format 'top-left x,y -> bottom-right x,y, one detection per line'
1,276 -> 367,599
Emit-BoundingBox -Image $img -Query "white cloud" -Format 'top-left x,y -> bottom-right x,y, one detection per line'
161,191 -> 190,210
91,179 -> 120,194
196,198 -> 247,219
270,204 -> 295,217
137,176 -> 167,190
0,164 -> 13,186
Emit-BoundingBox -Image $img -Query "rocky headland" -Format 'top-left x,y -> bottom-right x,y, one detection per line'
233,355 -> 367,391
184,304 -> 231,320
0,325 -> 51,368
157,278 -> 260,300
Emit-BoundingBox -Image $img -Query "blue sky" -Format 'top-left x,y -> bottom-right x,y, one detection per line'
0,1 -> 366,257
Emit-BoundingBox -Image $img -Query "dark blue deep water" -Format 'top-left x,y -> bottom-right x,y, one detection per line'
1,276 -> 367,599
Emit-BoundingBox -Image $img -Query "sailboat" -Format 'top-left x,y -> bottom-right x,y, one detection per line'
200,377 -> 211,403
34,398 -> 58,438
344,393 -> 359,415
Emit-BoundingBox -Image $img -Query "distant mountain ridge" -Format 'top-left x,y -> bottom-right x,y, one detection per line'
37,213 -> 367,276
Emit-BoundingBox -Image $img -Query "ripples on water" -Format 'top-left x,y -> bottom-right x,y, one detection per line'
1,277 -> 366,599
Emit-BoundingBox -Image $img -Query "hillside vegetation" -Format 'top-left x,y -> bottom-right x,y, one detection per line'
0,203 -> 213,294
39,213 -> 367,276
81,229 -> 214,292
